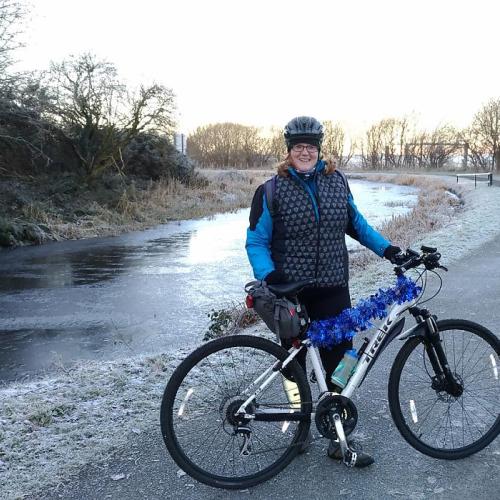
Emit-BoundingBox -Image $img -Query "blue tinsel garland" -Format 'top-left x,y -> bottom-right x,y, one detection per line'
307,275 -> 422,349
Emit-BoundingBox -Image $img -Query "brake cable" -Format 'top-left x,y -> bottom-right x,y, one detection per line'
417,269 -> 443,306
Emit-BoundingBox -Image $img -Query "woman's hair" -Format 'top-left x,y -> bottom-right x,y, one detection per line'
276,154 -> 337,176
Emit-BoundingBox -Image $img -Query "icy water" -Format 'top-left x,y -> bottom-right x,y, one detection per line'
0,180 -> 417,381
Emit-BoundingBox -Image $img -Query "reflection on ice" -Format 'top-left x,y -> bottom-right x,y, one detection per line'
185,219 -> 246,265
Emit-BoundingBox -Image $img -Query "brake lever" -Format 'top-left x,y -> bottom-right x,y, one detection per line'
438,265 -> 448,272
394,256 -> 420,274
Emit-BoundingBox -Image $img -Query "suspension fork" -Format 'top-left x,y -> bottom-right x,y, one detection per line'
423,315 -> 463,396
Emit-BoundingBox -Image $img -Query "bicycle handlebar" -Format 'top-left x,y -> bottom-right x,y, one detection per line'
392,246 -> 448,275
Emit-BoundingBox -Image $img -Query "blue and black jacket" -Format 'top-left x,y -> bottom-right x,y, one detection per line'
246,161 -> 390,281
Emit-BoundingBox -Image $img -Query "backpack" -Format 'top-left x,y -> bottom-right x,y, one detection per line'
244,280 -> 308,340
264,169 -> 349,217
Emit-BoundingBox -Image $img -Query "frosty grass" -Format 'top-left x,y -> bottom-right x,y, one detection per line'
1,176 -> 500,499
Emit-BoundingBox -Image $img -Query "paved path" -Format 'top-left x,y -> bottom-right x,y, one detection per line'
39,233 -> 500,500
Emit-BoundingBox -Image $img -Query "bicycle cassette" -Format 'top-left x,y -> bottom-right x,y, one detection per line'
314,393 -> 358,440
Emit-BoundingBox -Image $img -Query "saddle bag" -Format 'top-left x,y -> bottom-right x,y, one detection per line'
244,280 -> 308,339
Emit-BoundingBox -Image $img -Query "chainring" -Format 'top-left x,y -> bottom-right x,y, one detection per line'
314,393 -> 358,440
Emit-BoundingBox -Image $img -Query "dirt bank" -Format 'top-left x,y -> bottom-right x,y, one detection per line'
0,169 -> 273,247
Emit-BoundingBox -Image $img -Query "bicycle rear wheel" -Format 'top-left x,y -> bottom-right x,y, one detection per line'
160,335 -> 312,489
389,319 -> 499,459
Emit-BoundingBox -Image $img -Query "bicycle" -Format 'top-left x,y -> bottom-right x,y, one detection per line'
160,246 -> 500,489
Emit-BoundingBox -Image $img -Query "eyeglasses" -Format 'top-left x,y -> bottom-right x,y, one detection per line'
291,144 -> 318,153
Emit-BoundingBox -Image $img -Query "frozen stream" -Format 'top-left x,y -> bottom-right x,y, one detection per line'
0,180 -> 418,381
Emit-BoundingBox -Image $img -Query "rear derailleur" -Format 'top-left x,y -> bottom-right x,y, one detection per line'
235,426 -> 252,456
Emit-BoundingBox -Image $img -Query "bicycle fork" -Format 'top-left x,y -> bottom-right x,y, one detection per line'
423,315 -> 463,397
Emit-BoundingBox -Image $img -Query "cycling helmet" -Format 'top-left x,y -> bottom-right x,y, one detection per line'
284,116 -> 324,151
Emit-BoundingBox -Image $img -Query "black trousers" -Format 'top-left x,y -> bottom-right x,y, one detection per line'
282,286 -> 352,391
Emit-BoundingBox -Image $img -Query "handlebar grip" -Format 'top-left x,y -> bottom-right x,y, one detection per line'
392,248 -> 419,266
421,245 -> 437,253
392,246 -> 445,274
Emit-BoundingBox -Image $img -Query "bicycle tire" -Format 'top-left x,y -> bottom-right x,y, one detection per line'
388,319 -> 499,459
160,335 -> 312,489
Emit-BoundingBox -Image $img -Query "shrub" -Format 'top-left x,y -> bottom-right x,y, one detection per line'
122,132 -> 198,183
204,302 -> 258,341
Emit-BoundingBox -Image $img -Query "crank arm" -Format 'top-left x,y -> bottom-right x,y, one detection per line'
332,413 -> 357,467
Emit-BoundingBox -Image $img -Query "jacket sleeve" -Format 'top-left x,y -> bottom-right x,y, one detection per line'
245,185 -> 275,280
346,192 -> 390,257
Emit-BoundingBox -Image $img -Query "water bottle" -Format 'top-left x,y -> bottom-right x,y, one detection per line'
331,349 -> 358,388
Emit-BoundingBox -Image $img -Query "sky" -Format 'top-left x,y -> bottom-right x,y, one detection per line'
14,0 -> 500,136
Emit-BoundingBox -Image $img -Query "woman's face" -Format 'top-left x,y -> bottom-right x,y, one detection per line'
289,143 -> 319,172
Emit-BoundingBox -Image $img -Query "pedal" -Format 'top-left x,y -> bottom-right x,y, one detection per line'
342,449 -> 357,468
332,412 -> 357,467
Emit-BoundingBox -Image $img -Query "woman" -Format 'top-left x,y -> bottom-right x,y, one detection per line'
245,116 -> 401,466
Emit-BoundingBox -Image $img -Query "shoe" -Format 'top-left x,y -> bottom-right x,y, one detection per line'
327,439 -> 375,467
282,378 -> 301,408
298,431 -> 313,454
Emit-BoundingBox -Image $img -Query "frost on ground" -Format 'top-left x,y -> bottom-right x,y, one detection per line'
1,177 -> 500,499
0,351 -> 192,499
349,175 -> 500,298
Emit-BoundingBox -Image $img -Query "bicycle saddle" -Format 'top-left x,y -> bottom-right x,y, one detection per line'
267,278 -> 316,298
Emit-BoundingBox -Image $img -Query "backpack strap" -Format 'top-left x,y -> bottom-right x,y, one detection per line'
336,169 -> 351,195
264,175 -> 277,217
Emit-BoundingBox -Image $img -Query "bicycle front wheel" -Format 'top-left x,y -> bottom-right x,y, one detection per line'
389,319 -> 499,459
160,335 -> 312,489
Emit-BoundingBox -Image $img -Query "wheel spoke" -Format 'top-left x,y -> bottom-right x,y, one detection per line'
161,337 -> 311,487
462,388 -> 498,420
391,323 -> 499,457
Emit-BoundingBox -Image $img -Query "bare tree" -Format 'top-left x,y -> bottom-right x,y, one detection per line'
0,0 -> 25,94
362,121 -> 384,169
361,116 -> 415,169
41,53 -> 176,178
262,126 -> 286,164
0,0 -> 56,178
467,98 -> 500,171
424,126 -> 460,168
238,124 -> 262,166
459,127 -> 487,170
187,122 -> 266,167
403,131 -> 426,169
404,125 -> 460,169
322,121 -> 355,168
379,117 -> 414,168
187,123 -> 227,166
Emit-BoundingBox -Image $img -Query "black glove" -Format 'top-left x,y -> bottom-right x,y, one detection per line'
264,270 -> 287,285
383,245 -> 403,263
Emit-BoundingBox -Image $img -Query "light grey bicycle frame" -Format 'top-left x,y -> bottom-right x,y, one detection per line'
309,299 -> 418,398
237,297 -> 419,416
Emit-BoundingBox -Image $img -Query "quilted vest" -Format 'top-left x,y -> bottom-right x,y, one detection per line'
270,170 -> 349,287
